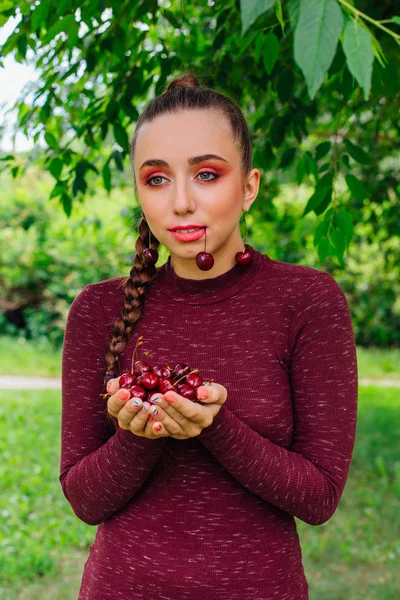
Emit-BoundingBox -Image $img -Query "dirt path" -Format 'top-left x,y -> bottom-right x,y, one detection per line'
1,376 -> 400,389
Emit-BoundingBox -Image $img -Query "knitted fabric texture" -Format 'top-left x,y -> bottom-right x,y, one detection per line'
60,244 -> 358,599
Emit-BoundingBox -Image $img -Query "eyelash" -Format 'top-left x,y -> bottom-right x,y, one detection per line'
144,170 -> 221,186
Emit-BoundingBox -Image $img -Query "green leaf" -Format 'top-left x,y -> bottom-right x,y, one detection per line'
317,237 -> 330,262
335,209 -> 354,248
41,14 -> 76,46
303,188 -> 327,216
113,122 -> 129,153
255,32 -> 265,63
112,150 -> 124,172
315,141 -> 331,160
390,16 -> 400,25
342,18 -> 374,100
240,0 -> 277,35
294,0 -> 344,99
279,147 -> 296,169
44,132 -> 58,150
263,32 -> 280,75
330,228 -> 345,260
102,161 -> 111,193
314,218 -> 329,245
287,0 -> 300,29
238,30 -> 259,57
275,0 -> 285,34
61,193 -> 72,217
345,174 -> 369,200
31,2 -> 50,32
296,156 -> 306,185
343,139 -> 372,165
48,157 -> 63,180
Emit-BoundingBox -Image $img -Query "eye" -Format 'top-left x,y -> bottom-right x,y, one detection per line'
145,170 -> 220,186
145,175 -> 167,186
197,170 -> 220,182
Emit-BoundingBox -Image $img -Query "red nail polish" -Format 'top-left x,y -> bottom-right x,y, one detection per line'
154,423 -> 162,431
165,393 -> 175,403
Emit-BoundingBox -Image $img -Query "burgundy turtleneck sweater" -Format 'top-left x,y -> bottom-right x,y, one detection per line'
60,244 -> 358,600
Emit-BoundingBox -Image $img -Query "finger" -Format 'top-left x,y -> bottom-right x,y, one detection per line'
147,403 -> 185,436
147,420 -> 169,438
106,377 -> 121,394
107,388 -> 131,417
161,392 -> 213,427
129,401 -> 153,434
117,397 -> 144,429
196,382 -> 227,405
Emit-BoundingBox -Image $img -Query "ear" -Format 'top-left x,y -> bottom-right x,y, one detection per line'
243,168 -> 260,212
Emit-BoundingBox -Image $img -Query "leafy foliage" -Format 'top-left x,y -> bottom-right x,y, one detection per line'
0,0 -> 399,322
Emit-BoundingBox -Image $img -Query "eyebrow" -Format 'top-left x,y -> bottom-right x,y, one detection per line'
139,154 -> 229,171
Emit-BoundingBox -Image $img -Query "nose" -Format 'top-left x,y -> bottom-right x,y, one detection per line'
172,176 -> 197,215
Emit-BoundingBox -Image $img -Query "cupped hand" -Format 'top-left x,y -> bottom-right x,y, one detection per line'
106,379 -> 227,440
106,377 -> 169,439
145,382 -> 228,440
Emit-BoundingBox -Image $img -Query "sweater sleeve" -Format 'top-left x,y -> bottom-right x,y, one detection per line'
198,273 -> 358,526
60,284 -> 168,526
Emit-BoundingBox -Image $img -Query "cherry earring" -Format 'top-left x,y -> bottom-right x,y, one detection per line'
143,225 -> 159,265
235,210 -> 253,265
196,227 -> 214,271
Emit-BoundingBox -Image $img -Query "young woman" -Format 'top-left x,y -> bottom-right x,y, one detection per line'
60,72 -> 358,599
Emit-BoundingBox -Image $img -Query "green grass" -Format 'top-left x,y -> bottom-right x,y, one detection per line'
356,346 -> 400,381
0,337 -> 62,377
1,335 -> 400,381
0,386 -> 399,599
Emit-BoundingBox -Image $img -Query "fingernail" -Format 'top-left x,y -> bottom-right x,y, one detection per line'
154,423 -> 162,431
150,406 -> 159,415
165,392 -> 175,403
106,381 -> 112,392
197,388 -> 209,400
130,399 -> 142,407
141,402 -> 149,412
149,395 -> 162,404
119,389 -> 130,401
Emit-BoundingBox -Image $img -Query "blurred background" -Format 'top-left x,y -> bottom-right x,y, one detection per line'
0,1 -> 399,598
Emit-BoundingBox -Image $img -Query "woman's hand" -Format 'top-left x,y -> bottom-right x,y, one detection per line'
106,378 -> 170,439
146,382 -> 227,440
106,379 -> 227,440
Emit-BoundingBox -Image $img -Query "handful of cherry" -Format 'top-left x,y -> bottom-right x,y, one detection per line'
100,335 -> 213,402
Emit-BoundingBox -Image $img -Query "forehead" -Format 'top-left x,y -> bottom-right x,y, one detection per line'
134,109 -> 239,165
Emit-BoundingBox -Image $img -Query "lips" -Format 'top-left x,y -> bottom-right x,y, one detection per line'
169,225 -> 206,231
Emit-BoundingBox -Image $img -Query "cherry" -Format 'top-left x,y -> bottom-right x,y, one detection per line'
177,383 -> 197,400
185,372 -> 202,389
153,364 -> 173,378
172,363 -> 190,379
196,252 -> 214,271
128,384 -> 147,400
158,377 -> 178,394
119,372 -> 137,388
235,250 -> 253,265
137,371 -> 159,390
133,360 -> 152,374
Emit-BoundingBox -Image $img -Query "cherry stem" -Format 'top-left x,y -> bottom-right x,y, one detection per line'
131,336 -> 144,372
174,368 -> 199,386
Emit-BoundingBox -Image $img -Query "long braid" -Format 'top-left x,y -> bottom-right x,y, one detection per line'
103,216 -> 177,480
104,217 -> 157,380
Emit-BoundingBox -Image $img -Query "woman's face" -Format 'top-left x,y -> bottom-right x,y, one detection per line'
133,109 -> 260,278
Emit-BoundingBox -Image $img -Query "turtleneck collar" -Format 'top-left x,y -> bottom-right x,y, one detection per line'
153,243 -> 270,305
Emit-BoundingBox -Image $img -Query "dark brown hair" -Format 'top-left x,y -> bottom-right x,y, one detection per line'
103,69 -> 253,478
